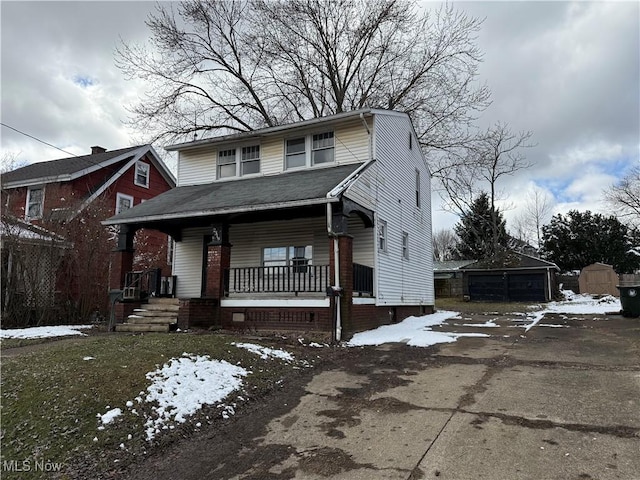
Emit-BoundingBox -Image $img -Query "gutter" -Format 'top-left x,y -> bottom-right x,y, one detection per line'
102,197 -> 340,226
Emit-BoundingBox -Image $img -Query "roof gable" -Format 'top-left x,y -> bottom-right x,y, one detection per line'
104,163 -> 362,225
460,251 -> 559,271
1,145 -> 176,189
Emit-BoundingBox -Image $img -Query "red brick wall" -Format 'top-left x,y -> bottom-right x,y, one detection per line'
178,298 -> 218,329
205,245 -> 231,298
114,301 -> 142,325
349,304 -> 434,338
220,306 -> 332,332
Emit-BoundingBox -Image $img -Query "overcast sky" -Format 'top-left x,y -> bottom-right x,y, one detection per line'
1,1 -> 638,233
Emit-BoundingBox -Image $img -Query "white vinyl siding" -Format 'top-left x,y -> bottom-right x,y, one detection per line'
177,150 -> 215,186
349,216 -> 374,268
229,217 -> 328,268
372,112 -> 433,306
173,227 -> 210,298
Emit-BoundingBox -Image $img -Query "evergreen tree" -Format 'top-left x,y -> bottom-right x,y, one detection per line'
541,210 -> 640,273
454,193 -> 508,259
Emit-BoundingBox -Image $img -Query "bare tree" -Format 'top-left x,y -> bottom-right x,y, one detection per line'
432,228 -> 457,261
605,165 -> 640,227
1,151 -> 27,174
437,122 -> 533,257
523,187 -> 553,248
116,0 -> 490,150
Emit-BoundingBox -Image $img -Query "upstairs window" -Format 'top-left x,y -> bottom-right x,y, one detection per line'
135,161 -> 150,188
285,131 -> 335,170
415,169 -> 421,209
285,137 -> 306,169
116,193 -> 134,215
216,145 -> 261,179
378,220 -> 387,252
26,186 -> 44,220
312,131 -> 334,165
402,231 -> 409,260
217,149 -> 237,179
241,145 -> 260,175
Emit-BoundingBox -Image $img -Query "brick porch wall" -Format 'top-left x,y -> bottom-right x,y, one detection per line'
114,301 -> 142,324
220,306 -> 333,332
178,298 -> 218,329
349,304 -> 434,338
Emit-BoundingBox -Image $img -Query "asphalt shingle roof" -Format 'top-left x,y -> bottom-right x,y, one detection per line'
1,146 -> 143,185
105,163 -> 363,225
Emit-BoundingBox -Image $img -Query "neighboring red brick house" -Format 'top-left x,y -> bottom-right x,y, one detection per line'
1,145 -> 175,325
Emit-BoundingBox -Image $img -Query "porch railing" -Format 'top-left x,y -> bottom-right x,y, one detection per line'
225,263 -> 374,297
353,263 -> 374,296
123,269 -> 177,300
226,265 -> 330,295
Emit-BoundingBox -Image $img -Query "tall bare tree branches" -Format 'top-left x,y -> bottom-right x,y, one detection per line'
605,165 -> 640,227
437,122 -> 534,216
116,0 -> 490,148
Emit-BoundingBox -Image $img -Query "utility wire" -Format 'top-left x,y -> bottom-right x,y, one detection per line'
1,122 -> 79,157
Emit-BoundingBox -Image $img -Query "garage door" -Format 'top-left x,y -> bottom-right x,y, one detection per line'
468,273 -> 545,302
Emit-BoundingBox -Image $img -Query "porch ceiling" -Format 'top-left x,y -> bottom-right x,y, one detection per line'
104,163 -> 363,227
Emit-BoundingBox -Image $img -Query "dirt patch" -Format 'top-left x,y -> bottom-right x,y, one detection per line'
297,447 -> 374,476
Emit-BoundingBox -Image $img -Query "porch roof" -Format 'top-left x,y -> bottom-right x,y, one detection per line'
103,163 -> 363,226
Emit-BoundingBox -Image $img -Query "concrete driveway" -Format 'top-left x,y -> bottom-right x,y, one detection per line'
125,312 -> 640,480
236,314 -> 639,480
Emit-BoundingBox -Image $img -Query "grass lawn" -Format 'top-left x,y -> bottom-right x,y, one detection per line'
1,332 -> 315,479
435,297 -> 541,315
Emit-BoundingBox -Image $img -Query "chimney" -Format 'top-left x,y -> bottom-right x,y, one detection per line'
91,146 -> 107,154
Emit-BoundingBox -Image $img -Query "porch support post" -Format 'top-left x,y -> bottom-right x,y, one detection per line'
204,223 -> 231,326
329,234 -> 354,338
109,225 -> 136,291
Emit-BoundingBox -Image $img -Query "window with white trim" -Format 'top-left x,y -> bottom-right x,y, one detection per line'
216,145 -> 261,179
116,193 -> 134,214
378,220 -> 387,252
312,131 -> 334,165
134,161 -> 150,187
167,238 -> 175,265
285,137 -> 306,169
285,131 -> 335,170
26,186 -> 44,220
217,148 -> 237,178
402,231 -> 409,260
263,245 -> 313,272
415,169 -> 421,209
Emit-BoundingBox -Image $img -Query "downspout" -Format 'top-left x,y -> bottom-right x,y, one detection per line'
326,201 -> 341,342
327,113 -> 372,342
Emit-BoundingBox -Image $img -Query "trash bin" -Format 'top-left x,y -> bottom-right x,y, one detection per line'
617,285 -> 640,318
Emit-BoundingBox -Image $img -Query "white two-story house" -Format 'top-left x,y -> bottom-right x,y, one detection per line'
105,109 -> 434,340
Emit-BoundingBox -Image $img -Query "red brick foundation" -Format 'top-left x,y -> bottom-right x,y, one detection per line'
114,300 -> 141,324
178,298 -> 218,329
220,306 -> 332,332
348,304 -> 434,338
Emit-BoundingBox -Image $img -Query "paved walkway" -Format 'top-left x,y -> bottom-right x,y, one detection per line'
125,313 -> 640,480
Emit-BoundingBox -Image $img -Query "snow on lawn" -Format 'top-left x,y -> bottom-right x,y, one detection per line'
347,310 -> 489,347
544,291 -> 621,315
0,325 -> 93,339
140,353 -> 249,441
231,342 -> 295,362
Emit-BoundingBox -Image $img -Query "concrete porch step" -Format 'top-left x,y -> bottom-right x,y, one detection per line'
141,303 -> 180,312
115,323 -> 171,333
127,316 -> 177,325
148,297 -> 180,305
132,309 -> 178,317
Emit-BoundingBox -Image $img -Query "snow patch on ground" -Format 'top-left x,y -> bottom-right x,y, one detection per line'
0,325 -> 93,339
141,354 -> 248,441
463,320 -> 499,328
347,311 -> 489,347
231,342 -> 295,362
99,408 -> 122,425
544,291 -> 621,315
